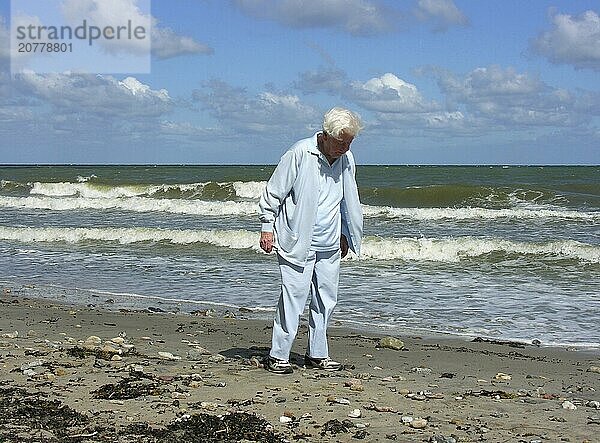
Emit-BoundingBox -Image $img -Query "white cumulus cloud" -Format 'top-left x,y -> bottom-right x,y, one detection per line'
532,10 -> 600,71
18,72 -> 172,118
193,80 -> 320,133
427,65 -> 595,128
61,0 -> 212,59
349,73 -> 439,113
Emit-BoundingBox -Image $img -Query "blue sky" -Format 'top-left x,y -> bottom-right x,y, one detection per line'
1,0 -> 599,164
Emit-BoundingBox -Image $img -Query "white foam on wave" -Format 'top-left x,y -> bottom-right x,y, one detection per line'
1,195 -> 597,221
0,195 -> 257,216
29,182 -> 208,199
362,204 -> 598,221
361,235 -> 600,263
0,226 -> 262,250
26,180 -> 267,200
76,174 -> 97,183
231,181 -> 266,199
1,226 -> 598,263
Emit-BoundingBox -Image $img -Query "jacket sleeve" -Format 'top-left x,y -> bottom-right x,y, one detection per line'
340,151 -> 360,253
258,148 -> 299,232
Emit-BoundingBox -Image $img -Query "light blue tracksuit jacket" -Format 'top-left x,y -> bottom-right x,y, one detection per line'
259,132 -> 363,267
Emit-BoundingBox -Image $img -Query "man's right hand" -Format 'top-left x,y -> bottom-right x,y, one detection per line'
260,231 -> 274,253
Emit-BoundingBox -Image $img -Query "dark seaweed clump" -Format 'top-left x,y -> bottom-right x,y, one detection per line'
0,387 -> 89,442
148,413 -> 286,443
0,386 -> 286,442
92,378 -> 164,400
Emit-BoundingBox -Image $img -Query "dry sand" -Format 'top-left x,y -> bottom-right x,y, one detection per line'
0,290 -> 598,442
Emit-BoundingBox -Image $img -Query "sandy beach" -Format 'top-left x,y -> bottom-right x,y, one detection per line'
0,290 -> 598,442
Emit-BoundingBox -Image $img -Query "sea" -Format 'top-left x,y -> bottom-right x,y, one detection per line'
0,165 -> 598,349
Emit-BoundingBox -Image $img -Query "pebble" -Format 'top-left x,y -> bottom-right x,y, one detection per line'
200,401 -> 219,410
430,436 -> 457,443
208,354 -> 226,363
1,331 -> 18,339
348,409 -> 361,418
84,336 -> 102,346
111,337 -> 125,345
377,337 -> 404,350
101,345 -> 121,355
355,423 -> 368,429
412,367 -> 432,375
494,372 -> 512,381
345,379 -> 364,391
279,416 -> 292,423
562,400 -> 577,410
401,416 -> 413,424
410,418 -> 428,429
588,366 -> 600,374
586,400 -> 600,409
22,369 -> 36,377
327,396 -> 350,405
111,355 -> 122,361
158,351 -> 181,361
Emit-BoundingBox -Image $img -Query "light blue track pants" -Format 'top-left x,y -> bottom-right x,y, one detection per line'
270,249 -> 341,362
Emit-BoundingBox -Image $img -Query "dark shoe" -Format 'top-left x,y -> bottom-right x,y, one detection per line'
304,354 -> 342,371
265,356 -> 293,374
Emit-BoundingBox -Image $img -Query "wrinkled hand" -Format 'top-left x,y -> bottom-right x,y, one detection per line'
260,231 -> 274,253
340,234 -> 349,258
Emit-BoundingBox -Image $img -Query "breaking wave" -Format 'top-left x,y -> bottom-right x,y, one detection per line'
0,195 -> 596,221
0,226 -> 598,263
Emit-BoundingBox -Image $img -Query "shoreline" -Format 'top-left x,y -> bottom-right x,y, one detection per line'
1,291 -> 599,442
4,281 -> 599,354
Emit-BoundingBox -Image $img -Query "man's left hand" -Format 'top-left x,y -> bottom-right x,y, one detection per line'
340,234 -> 349,258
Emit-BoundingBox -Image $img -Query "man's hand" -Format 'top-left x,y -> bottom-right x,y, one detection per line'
340,234 -> 349,258
260,231 -> 274,253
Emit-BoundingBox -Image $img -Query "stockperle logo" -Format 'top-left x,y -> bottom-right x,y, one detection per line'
10,0 -> 151,74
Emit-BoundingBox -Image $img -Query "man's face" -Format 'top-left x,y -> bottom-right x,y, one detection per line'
322,131 -> 354,159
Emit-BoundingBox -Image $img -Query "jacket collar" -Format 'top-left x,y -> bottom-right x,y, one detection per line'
307,131 -> 321,155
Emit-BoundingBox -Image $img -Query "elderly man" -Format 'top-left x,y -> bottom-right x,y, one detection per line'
258,107 -> 363,374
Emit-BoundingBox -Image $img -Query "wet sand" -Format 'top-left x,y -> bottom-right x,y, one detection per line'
0,290 -> 598,442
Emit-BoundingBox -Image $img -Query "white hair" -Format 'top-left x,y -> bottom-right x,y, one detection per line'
322,107 -> 363,139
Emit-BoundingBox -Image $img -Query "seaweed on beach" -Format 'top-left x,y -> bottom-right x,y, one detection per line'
123,413 -> 286,442
464,389 -> 520,399
92,378 -> 164,400
471,337 -> 526,348
0,386 -> 285,442
156,412 -> 286,442
0,386 -> 90,441
320,418 -> 353,436
66,345 -> 138,361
